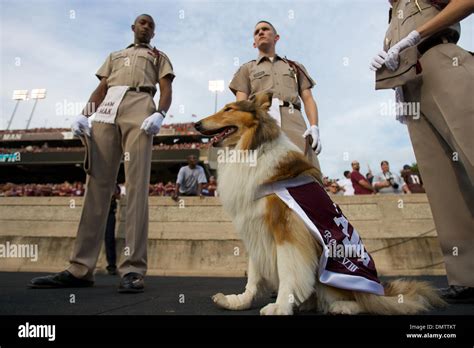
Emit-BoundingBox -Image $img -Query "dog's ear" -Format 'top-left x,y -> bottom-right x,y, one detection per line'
253,92 -> 273,111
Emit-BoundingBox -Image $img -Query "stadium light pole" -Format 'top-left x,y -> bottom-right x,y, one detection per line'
208,80 -> 225,113
26,88 -> 47,129
7,90 -> 28,130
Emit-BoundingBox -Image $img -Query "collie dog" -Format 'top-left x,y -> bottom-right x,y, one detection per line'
194,92 -> 444,315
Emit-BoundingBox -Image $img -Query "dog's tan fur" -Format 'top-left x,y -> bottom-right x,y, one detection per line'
196,92 -> 445,315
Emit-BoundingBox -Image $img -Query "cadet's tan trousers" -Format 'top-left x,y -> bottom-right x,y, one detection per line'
404,43 -> 474,287
68,91 -> 156,280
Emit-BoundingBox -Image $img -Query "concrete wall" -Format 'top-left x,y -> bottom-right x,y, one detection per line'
0,194 -> 445,277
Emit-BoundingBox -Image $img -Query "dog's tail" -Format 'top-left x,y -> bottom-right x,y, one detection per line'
354,279 -> 446,315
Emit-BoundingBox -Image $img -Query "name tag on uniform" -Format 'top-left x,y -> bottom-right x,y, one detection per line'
94,86 -> 129,124
268,98 -> 282,127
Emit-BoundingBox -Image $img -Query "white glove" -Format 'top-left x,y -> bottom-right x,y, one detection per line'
71,114 -> 91,137
384,30 -> 421,71
370,51 -> 388,71
140,112 -> 164,135
302,125 -> 322,155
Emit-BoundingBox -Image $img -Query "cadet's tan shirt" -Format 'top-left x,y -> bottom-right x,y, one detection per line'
383,0 -> 459,51
229,54 -> 315,108
96,43 -> 175,88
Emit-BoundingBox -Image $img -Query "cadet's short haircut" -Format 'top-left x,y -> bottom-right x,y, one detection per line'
343,170 -> 350,177
255,20 -> 277,34
135,14 -> 155,25
381,160 -> 389,166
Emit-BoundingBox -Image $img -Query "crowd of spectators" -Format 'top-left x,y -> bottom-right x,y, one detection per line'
0,128 -> 70,135
323,161 -> 425,196
0,181 -> 85,197
0,141 -> 209,154
0,123 -> 199,136
0,179 -> 218,198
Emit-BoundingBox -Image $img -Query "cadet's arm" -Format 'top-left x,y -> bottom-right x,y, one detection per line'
81,78 -> 108,117
417,0 -> 474,38
157,75 -> 173,114
300,88 -> 319,127
236,91 -> 248,102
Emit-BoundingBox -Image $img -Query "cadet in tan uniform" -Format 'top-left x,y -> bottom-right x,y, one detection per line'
29,14 -> 175,293
371,0 -> 474,302
229,21 -> 322,170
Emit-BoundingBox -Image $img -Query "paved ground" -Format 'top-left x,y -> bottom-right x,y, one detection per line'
1,272 -> 473,315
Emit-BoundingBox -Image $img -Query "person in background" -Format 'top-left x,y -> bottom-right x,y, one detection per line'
338,170 -> 355,196
104,184 -> 121,276
373,160 -> 410,194
401,164 -> 425,193
328,181 -> 343,196
202,176 -> 217,196
173,155 -> 207,200
350,161 -> 375,195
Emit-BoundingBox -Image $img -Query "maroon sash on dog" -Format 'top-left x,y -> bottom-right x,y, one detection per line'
256,176 -> 384,295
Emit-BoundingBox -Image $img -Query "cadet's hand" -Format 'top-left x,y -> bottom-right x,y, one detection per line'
370,51 -> 388,71
303,125 -> 322,155
141,112 -> 164,135
384,30 -> 421,71
71,114 -> 91,137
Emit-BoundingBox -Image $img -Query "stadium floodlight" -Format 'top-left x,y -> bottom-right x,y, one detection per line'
7,90 -> 29,130
31,88 -> 47,99
13,90 -> 29,100
26,88 -> 47,129
208,80 -> 225,113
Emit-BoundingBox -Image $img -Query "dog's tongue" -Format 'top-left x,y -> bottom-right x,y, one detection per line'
209,128 -> 232,145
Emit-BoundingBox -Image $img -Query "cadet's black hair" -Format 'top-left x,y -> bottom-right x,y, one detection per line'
134,14 -> 155,25
343,170 -> 350,177
381,160 -> 389,166
255,20 -> 277,34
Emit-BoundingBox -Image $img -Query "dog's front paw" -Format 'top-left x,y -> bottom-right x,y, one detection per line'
212,293 -> 231,309
212,292 -> 250,310
260,303 -> 293,316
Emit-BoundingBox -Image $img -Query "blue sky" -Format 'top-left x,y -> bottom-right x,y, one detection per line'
1,0 -> 473,178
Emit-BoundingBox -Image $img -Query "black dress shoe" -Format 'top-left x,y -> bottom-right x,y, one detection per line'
118,272 -> 144,293
28,270 -> 94,289
439,285 -> 474,304
106,265 -> 117,275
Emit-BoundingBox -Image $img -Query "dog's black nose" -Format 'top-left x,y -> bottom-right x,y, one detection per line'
194,121 -> 202,131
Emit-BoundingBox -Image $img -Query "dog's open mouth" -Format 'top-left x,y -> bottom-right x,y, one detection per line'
201,126 -> 238,145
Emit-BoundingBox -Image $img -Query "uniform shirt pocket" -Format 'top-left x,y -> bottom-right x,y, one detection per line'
137,51 -> 160,84
282,68 -> 298,90
111,52 -> 128,73
250,70 -> 272,92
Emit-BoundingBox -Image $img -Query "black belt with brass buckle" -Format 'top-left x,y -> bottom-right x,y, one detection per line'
418,36 -> 453,56
128,86 -> 156,96
281,101 -> 301,111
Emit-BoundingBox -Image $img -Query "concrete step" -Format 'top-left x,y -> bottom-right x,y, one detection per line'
0,195 -> 446,277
